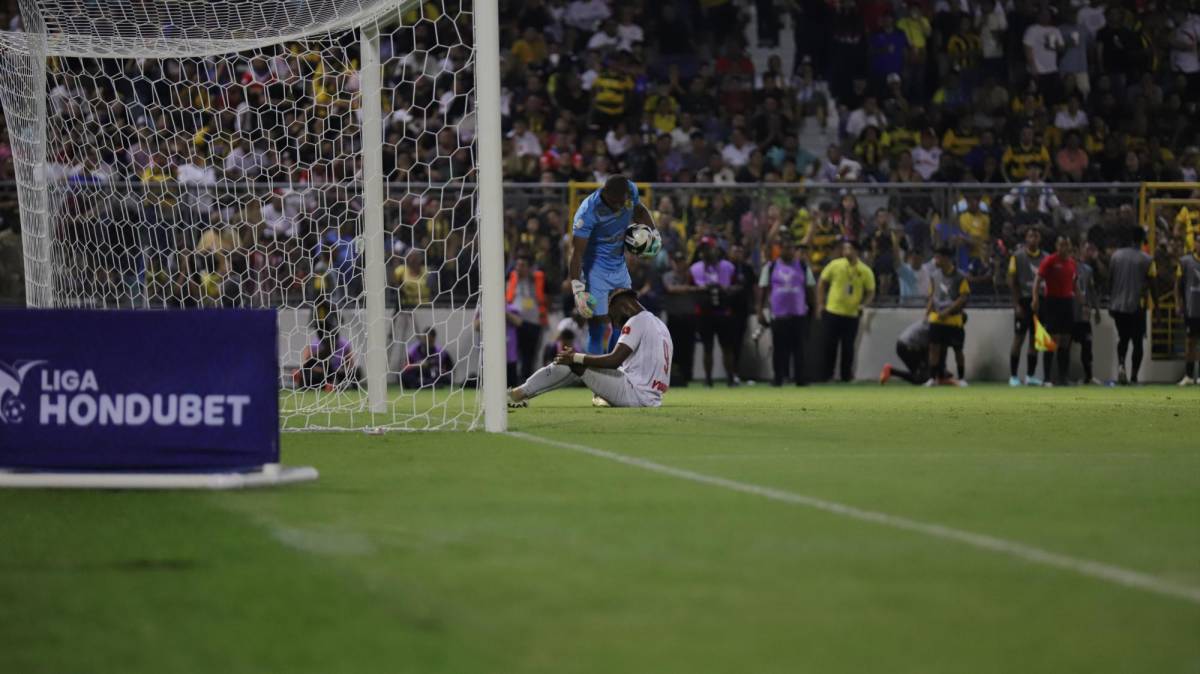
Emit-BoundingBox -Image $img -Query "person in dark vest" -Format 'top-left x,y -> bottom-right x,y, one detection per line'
756,236 -> 816,386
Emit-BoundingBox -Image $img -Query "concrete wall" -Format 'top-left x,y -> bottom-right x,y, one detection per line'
277,307 -> 1185,385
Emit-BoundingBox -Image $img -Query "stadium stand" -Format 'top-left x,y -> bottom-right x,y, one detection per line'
0,0 -> 1197,378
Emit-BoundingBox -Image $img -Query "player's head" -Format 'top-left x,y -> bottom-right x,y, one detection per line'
1127,225 -> 1146,247
607,288 -> 642,326
1055,235 -> 1073,256
1023,226 -> 1041,250
423,328 -> 438,350
600,175 -> 630,211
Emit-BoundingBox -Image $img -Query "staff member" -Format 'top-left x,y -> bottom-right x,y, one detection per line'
506,255 -> 549,380
1032,235 -> 1077,386
816,239 -> 876,382
926,245 -> 970,386
690,237 -> 741,387
1108,227 -> 1156,385
757,237 -> 816,386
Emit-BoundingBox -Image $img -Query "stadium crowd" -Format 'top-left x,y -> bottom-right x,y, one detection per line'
0,0 -> 1199,385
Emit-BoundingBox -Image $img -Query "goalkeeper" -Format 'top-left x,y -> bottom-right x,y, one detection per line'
569,175 -> 660,354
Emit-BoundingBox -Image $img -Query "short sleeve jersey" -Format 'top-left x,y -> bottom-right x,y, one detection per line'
820,257 -> 876,317
617,311 -> 673,403
1108,247 -> 1155,312
572,180 -> 640,274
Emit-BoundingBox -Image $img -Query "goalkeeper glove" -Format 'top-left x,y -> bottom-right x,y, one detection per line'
572,280 -> 594,319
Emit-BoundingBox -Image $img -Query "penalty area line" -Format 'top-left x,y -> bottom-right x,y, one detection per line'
506,431 -> 1200,606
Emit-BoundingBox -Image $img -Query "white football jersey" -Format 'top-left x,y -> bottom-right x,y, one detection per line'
616,311 -> 672,403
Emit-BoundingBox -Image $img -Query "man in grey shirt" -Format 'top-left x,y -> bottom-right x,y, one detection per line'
1108,227 -> 1156,384
1177,231 -> 1200,385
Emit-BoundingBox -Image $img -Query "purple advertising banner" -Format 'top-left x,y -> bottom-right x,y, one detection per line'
0,309 -> 278,471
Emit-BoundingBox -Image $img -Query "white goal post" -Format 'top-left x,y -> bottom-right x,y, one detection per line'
0,0 -> 507,432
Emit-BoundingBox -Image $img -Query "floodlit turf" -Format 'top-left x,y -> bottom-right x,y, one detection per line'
1,385 -> 1198,673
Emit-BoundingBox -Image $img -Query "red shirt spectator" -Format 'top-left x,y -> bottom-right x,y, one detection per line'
1037,252 -> 1077,298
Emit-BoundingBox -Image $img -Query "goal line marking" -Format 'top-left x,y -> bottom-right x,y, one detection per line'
507,431 -> 1200,606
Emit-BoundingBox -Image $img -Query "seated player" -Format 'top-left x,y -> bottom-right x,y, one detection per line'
508,288 -> 671,408
401,329 -> 454,389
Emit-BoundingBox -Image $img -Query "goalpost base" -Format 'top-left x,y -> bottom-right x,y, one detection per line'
0,464 -> 319,490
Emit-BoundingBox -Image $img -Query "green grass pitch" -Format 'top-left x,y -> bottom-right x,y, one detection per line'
1,385 -> 1197,673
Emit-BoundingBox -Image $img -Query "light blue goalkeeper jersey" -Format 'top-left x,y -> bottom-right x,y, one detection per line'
572,180 -> 639,277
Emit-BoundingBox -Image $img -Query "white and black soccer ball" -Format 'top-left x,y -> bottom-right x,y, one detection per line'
624,223 -> 661,258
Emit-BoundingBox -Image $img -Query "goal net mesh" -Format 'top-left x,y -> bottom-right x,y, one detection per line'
2,0 -> 486,431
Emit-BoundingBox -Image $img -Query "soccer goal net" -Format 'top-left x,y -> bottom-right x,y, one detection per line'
1,0 -> 508,432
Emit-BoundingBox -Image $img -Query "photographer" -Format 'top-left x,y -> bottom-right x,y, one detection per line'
690,236 -> 741,387
756,236 -> 816,386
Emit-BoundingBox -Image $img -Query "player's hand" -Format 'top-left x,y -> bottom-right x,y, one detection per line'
554,348 -> 576,366
571,280 -> 594,319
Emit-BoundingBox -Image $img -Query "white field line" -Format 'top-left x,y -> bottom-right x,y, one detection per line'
507,431 -> 1200,606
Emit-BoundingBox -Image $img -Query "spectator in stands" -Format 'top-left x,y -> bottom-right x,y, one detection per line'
662,250 -> 698,387
817,239 -> 875,382
845,96 -> 887,141
816,144 -> 862,182
691,237 -> 740,387
757,236 -> 815,386
869,13 -> 908,92
1052,129 -> 1087,181
1032,235 -> 1078,386
1008,226 -> 1046,387
1024,9 -> 1065,106
958,193 -> 990,261
911,129 -> 941,181
395,248 -> 431,308
506,254 -> 549,381
1003,126 -> 1051,182
401,329 -> 454,389
721,127 -> 755,169
590,56 -> 633,130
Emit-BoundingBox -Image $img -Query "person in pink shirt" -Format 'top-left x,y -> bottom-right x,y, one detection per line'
689,237 -> 741,387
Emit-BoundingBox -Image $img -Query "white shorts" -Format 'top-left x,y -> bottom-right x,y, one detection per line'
581,368 -> 660,408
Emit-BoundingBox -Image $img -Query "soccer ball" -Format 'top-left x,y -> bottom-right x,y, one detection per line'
624,223 -> 661,258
